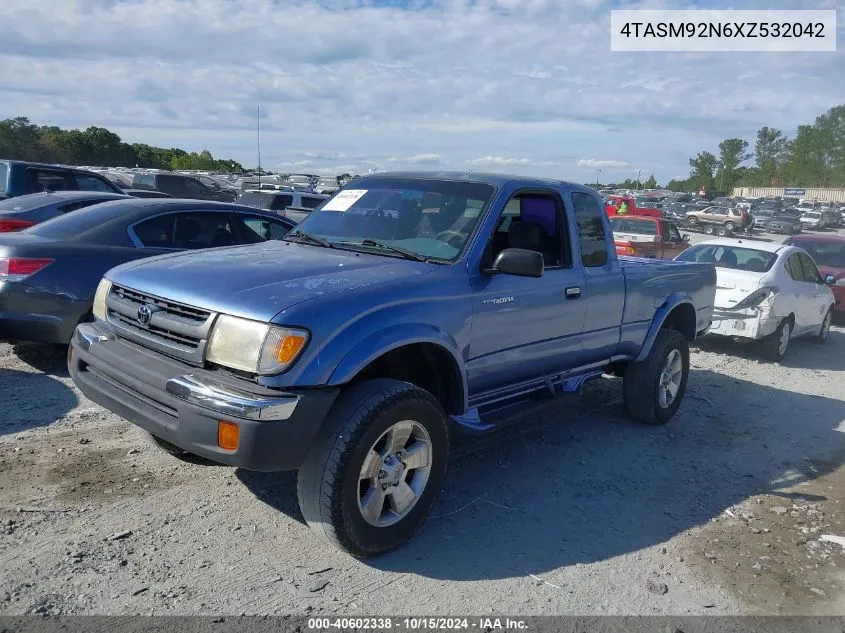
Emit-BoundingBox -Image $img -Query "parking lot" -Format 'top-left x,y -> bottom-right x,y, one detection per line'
1,227 -> 844,616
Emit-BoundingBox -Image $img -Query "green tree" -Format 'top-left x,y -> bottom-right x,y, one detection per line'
643,174 -> 658,189
688,151 -> 718,191
715,138 -> 752,192
754,127 -> 789,186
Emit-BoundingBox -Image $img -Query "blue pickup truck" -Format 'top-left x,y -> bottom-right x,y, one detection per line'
69,172 -> 716,556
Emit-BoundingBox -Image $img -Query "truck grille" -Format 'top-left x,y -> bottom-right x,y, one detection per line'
105,284 -> 216,365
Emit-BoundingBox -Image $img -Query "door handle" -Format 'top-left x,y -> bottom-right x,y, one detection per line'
565,287 -> 581,299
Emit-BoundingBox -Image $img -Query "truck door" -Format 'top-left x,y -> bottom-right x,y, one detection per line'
569,191 -> 625,363
467,191 -> 586,395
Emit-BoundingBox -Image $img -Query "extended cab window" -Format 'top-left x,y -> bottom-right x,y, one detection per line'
271,194 -> 294,211
300,196 -> 324,209
572,192 -> 608,267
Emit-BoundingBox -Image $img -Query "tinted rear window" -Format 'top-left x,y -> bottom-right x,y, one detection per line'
676,244 -> 778,272
0,192 -> 57,211
27,199 -> 137,239
0,162 -> 7,194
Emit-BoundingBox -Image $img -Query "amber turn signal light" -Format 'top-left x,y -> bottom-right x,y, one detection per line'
218,421 -> 240,450
275,334 -> 306,365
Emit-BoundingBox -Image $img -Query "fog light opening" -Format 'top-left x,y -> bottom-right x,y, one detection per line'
218,421 -> 240,451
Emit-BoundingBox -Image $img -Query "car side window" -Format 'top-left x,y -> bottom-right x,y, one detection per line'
133,214 -> 177,248
237,215 -> 292,242
183,179 -> 205,196
76,174 -> 116,193
271,194 -> 294,211
58,199 -> 104,214
26,169 -> 74,193
300,196 -> 324,209
572,192 -> 608,267
486,192 -> 569,269
797,252 -> 821,283
158,175 -> 184,195
785,253 -> 804,282
664,222 -> 682,241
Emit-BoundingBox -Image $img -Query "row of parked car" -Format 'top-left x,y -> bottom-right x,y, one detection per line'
604,191 -> 844,237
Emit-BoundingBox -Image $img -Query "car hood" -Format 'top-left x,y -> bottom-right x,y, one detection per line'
714,267 -> 765,308
105,241 -> 439,322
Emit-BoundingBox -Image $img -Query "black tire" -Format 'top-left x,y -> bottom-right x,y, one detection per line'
813,308 -> 833,343
147,432 -> 215,465
724,221 -> 736,232
687,216 -> 698,225
716,226 -> 728,237
704,224 -> 715,235
623,329 -> 690,425
760,319 -> 792,361
297,379 -> 450,558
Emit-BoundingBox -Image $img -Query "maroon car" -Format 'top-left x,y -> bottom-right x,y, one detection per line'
784,234 -> 845,319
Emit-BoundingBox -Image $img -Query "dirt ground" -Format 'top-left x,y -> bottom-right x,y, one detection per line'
1,313 -> 844,616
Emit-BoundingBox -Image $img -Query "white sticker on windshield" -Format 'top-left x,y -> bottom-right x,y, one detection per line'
322,189 -> 368,212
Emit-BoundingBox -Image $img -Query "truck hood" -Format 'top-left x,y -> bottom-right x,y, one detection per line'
105,241 -> 438,322
714,267 -> 765,308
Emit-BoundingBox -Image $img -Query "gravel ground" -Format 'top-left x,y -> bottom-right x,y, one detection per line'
1,228 -> 843,617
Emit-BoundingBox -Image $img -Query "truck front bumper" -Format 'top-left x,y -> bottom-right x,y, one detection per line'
707,306 -> 780,341
69,322 -> 338,472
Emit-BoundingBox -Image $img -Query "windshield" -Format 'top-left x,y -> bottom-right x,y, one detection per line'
293,177 -> 495,261
794,241 -> 845,268
675,244 -> 778,273
804,212 -> 821,219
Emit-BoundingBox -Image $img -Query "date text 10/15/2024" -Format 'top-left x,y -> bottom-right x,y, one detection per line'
610,9 -> 837,52
307,617 -> 528,630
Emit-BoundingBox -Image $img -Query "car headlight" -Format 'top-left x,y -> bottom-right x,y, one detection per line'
92,278 -> 112,321
206,314 -> 308,374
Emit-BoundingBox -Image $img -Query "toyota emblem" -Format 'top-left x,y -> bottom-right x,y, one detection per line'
137,305 -> 153,326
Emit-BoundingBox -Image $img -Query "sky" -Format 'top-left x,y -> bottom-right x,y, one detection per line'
0,0 -> 843,183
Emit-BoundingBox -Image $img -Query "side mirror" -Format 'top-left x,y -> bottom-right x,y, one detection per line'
489,248 -> 544,278
682,234 -> 690,242
825,274 -> 836,284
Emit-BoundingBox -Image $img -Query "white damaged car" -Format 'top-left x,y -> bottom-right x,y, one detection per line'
675,238 -> 835,361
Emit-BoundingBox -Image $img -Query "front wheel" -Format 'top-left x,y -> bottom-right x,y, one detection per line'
297,379 -> 449,557
623,329 -> 690,425
724,221 -> 736,232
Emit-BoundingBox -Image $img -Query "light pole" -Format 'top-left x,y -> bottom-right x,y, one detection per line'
636,169 -> 642,190
595,169 -> 602,187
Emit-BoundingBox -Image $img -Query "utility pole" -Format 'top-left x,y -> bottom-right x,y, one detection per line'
595,169 -> 602,187
636,169 -> 642,190
256,104 -> 262,189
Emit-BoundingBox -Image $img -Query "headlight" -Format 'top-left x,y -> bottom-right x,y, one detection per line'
206,314 -> 308,375
92,278 -> 112,321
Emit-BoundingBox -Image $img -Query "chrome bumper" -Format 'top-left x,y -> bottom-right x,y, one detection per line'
165,375 -> 298,421
74,323 -> 299,422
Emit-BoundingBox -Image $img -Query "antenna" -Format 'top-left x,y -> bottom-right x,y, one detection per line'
256,104 -> 262,189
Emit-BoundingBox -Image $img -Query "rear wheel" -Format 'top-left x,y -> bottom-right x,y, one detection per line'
813,308 -> 833,343
297,379 -> 449,557
716,226 -> 729,237
704,224 -> 715,235
761,319 -> 791,361
623,329 -> 690,425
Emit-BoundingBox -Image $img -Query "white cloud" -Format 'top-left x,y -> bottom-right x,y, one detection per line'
577,159 -> 632,169
467,156 -> 532,166
0,0 -> 842,182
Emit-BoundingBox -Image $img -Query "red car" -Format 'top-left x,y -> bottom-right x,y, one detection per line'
605,195 -> 663,219
784,234 -> 845,319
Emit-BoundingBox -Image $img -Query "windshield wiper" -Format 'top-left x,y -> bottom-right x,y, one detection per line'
285,230 -> 333,248
340,239 -> 429,262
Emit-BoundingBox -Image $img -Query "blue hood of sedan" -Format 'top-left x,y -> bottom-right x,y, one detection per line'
105,241 -> 438,322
